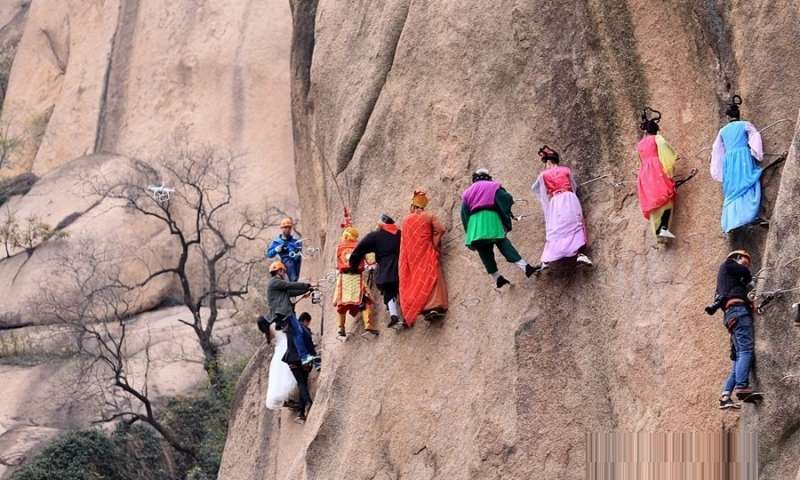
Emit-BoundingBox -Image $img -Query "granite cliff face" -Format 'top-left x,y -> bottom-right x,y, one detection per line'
0,0 -> 295,475
0,0 -> 296,321
1,1 -> 799,479
220,1 -> 800,479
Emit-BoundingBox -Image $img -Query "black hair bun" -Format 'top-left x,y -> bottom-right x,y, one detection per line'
639,107 -> 662,132
538,145 -> 560,163
725,94 -> 742,118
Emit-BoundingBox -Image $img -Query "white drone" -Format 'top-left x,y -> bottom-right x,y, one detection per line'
147,184 -> 175,203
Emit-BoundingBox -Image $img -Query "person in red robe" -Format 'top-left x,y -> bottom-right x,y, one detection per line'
398,190 -> 448,327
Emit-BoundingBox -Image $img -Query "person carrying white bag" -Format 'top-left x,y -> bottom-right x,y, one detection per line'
263,326 -> 298,410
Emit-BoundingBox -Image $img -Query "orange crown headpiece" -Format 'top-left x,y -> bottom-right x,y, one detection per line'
411,190 -> 429,209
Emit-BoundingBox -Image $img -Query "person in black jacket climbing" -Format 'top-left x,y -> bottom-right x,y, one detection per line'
349,214 -> 402,328
706,250 -> 757,409
282,312 -> 317,424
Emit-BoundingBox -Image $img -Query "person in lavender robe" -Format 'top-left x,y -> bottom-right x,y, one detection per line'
710,95 -> 764,233
531,146 -> 592,271
460,168 -> 536,289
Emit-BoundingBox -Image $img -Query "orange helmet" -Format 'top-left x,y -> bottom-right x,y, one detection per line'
280,218 -> 294,228
269,260 -> 286,273
727,250 -> 751,261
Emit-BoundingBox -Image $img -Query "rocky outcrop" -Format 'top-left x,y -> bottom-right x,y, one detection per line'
221,1 -> 800,479
0,0 -> 297,475
0,154 -> 171,322
749,112 -> 800,479
0,0 -> 297,319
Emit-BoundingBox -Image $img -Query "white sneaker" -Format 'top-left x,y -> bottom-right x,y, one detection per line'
657,229 -> 676,239
576,254 -> 593,266
538,262 -> 549,272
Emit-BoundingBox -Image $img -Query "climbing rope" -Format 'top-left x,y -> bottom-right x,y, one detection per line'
759,118 -> 793,135
310,132 -> 351,211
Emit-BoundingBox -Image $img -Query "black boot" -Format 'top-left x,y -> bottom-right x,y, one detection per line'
525,264 -> 536,278
496,275 -> 511,289
388,315 -> 399,328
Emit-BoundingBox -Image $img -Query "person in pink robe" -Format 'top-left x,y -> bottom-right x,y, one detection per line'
531,146 -> 592,271
636,107 -> 678,240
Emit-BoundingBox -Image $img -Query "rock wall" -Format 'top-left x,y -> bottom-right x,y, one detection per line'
221,1 -> 800,479
0,0 -> 297,475
0,0 -> 297,320
749,112 -> 800,480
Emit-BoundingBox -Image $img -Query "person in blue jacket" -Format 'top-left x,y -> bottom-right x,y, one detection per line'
267,217 -> 303,281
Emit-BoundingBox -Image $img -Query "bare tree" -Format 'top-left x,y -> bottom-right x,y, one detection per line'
0,207 -> 67,260
31,239 -> 196,457
90,140 -> 280,388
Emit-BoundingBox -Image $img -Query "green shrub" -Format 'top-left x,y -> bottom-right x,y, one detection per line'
12,361 -> 247,480
112,424 -> 170,480
159,359 -> 247,478
11,430 -> 128,480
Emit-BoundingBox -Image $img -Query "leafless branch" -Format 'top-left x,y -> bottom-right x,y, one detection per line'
83,139 -> 275,390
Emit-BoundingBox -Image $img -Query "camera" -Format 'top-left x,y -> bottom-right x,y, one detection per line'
311,288 -> 322,305
705,295 -> 723,316
256,315 -> 270,334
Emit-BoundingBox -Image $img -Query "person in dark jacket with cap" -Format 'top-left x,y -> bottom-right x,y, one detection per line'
349,214 -> 402,328
706,250 -> 757,408
267,260 -> 319,366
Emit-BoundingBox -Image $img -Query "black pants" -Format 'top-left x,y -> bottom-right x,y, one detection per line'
658,209 -> 672,232
290,365 -> 312,416
378,281 -> 399,305
472,239 -> 522,274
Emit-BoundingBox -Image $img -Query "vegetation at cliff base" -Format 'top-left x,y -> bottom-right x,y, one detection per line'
11,360 -> 246,480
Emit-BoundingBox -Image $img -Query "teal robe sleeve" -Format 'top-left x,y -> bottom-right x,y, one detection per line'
495,188 -> 515,232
